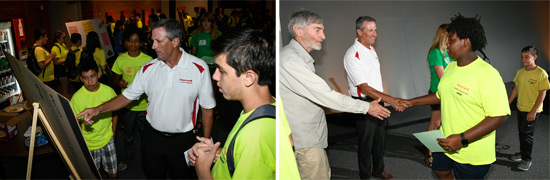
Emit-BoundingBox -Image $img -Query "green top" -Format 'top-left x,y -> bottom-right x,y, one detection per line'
436,57 -> 510,165
428,48 -> 452,92
111,52 -> 152,111
211,103 -> 276,179
191,31 -> 220,65
70,83 -> 117,151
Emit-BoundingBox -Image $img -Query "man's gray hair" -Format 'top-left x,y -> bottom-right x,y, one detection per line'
288,9 -> 324,38
151,18 -> 183,44
355,16 -> 376,30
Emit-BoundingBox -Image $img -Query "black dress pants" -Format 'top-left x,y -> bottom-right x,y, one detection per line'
141,122 -> 196,179
353,96 -> 388,179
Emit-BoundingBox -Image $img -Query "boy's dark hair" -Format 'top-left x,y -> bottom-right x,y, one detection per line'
149,14 -> 159,23
122,27 -> 145,44
78,58 -> 99,75
447,14 -> 489,60
33,29 -> 47,41
521,46 -> 538,56
70,33 -> 81,44
151,19 -> 182,43
211,27 -> 274,86
107,15 -> 114,23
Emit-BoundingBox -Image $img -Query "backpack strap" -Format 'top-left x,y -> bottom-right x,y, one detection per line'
31,45 -> 46,78
226,104 -> 275,177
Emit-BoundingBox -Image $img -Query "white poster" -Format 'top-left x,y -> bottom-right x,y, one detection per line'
65,18 -> 115,59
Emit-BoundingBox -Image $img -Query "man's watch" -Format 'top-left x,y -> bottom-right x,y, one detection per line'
460,133 -> 468,146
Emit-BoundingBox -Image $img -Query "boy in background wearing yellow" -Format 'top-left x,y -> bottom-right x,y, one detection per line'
508,46 -> 549,171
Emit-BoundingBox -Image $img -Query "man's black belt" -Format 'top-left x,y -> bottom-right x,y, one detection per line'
352,96 -> 384,105
147,122 -> 193,138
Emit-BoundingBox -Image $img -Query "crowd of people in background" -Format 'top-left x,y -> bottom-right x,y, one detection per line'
28,5 -> 275,179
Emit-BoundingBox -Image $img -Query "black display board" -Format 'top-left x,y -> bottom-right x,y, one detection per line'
5,51 -> 101,179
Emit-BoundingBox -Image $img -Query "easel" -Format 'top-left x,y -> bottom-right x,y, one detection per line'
26,102 -> 78,179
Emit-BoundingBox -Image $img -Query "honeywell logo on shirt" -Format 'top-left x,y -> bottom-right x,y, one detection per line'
180,78 -> 192,84
454,83 -> 470,96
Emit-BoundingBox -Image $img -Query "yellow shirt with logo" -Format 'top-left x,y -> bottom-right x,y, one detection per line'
513,66 -> 550,112
436,57 -> 510,165
34,45 -> 55,82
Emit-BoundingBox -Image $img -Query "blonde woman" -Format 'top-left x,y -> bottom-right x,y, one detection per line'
190,13 -> 222,66
425,24 -> 452,167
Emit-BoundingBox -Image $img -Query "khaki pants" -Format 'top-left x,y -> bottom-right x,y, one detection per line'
295,147 -> 331,180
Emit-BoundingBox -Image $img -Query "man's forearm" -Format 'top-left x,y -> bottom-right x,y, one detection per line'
409,93 -> 440,106
358,83 -> 394,103
201,108 -> 214,138
98,95 -> 132,114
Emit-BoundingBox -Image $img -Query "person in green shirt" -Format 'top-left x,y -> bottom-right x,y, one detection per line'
424,24 -> 453,167
401,14 -> 510,179
187,27 -> 275,179
191,13 -> 222,67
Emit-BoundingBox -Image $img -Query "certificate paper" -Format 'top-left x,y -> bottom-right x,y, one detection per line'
413,130 -> 447,152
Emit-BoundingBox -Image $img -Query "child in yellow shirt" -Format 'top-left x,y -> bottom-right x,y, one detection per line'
508,46 -> 550,171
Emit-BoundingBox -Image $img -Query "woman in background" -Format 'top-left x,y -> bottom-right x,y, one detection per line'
425,24 -> 452,167
190,13 -> 221,67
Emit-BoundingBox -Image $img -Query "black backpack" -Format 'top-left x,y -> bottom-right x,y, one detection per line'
65,48 -> 80,79
226,104 -> 275,177
27,45 -> 44,76
79,47 -> 95,65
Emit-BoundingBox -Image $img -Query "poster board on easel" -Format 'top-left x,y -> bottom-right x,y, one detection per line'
65,18 -> 115,59
4,51 -> 101,179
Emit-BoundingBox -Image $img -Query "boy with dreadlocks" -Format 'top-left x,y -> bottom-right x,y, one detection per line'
401,14 -> 510,179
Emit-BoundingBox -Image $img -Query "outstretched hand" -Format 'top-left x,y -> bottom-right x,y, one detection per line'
398,99 -> 413,110
390,98 -> 411,112
76,108 -> 100,125
368,97 -> 391,120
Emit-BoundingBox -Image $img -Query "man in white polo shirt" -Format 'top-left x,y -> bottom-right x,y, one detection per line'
343,16 -> 409,180
77,19 -> 215,179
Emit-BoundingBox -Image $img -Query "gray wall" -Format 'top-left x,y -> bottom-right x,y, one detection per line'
280,1 -> 549,100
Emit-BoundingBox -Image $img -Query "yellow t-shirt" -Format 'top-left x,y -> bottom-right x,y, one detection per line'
51,42 -> 69,65
93,48 -> 107,76
34,45 -> 55,82
211,103 -> 275,179
436,57 -> 510,165
513,66 -> 550,112
277,98 -> 301,180
70,83 -> 117,151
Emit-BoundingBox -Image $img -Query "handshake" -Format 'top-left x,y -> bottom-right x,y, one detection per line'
366,97 -> 413,120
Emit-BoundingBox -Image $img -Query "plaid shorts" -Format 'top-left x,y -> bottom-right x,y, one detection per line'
91,138 -> 117,174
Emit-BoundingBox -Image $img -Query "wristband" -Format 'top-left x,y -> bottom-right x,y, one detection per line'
460,133 -> 468,146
